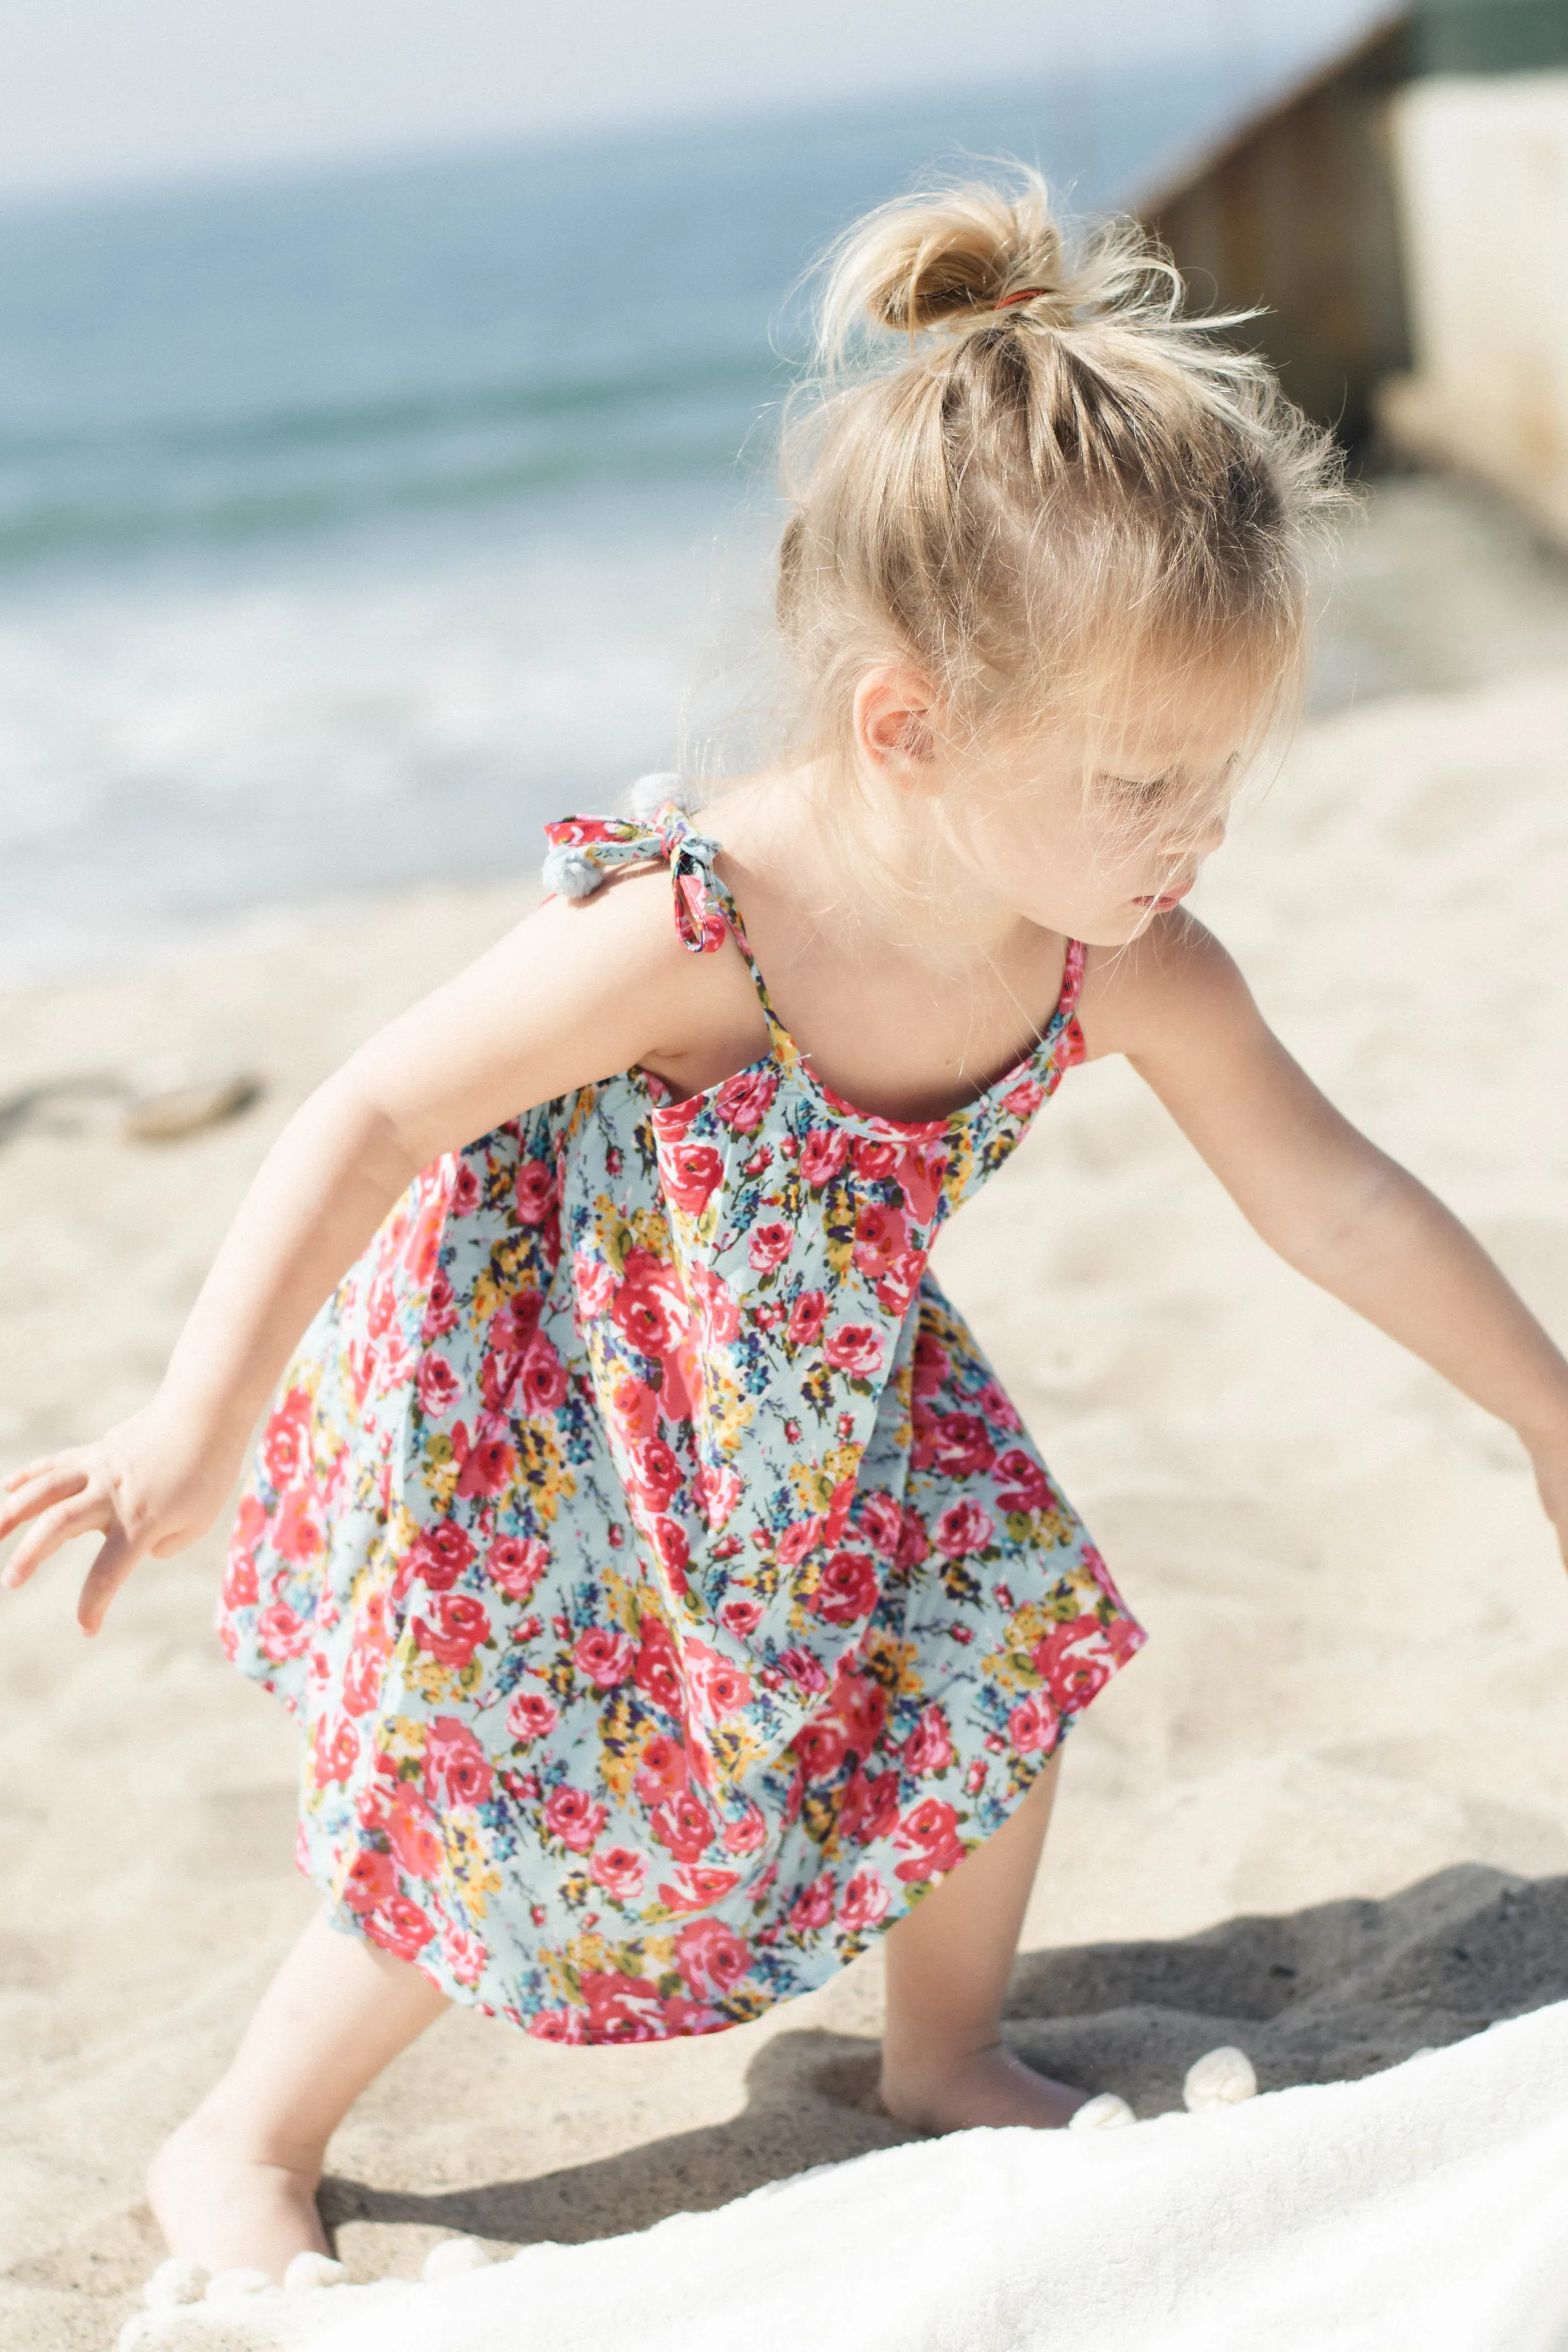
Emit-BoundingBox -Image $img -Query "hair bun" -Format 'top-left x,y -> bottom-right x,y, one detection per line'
821,176 -> 1071,350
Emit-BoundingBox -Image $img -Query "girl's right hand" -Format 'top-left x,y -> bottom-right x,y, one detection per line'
0,1405 -> 238,1635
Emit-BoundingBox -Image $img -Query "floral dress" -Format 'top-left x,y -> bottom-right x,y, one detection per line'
221,798 -> 1145,2042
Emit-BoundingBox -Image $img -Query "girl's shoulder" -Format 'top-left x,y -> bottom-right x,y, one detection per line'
1075,912 -> 1252,1066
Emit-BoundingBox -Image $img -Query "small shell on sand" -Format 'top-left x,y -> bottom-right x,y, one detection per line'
122,1075 -> 261,1142
282,2253 -> 348,2293
1183,2048 -> 1258,2111
143,2261 -> 210,2308
204,2269 -> 272,2300
1068,2093 -> 1136,2132
422,2236 -> 493,2282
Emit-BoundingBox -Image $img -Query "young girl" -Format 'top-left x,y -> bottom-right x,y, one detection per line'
6,174 -> 1568,2285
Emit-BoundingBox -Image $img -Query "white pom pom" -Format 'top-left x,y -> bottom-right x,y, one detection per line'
540,845 -> 604,901
142,2258 -> 210,2308
284,2251 -> 350,2292
423,2235 -> 493,2281
204,2267 -> 274,2300
1183,2046 -> 1258,2110
1069,2091 -> 1135,2132
629,771 -> 687,818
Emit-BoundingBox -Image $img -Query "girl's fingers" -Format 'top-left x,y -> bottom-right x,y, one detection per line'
1,1492 -> 111,1588
78,1529 -> 141,1637
0,1463 -> 88,1543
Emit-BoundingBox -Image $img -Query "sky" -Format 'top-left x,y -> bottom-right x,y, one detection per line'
0,0 -> 1396,201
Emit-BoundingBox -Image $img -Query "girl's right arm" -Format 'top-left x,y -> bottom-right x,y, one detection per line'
0,874 -> 726,1633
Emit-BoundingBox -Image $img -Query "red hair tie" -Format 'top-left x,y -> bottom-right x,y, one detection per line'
994,287 -> 1051,310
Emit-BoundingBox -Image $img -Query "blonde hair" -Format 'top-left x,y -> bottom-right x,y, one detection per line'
772,169 -> 1346,919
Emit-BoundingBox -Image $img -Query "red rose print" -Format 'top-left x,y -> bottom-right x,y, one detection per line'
424,1714 -> 495,1807
894,1796 -> 966,1882
1002,1076 -> 1047,1119
342,1848 -> 398,1913
366,1894 -> 438,1964
608,1370 -> 659,1441
693,1462 -> 742,1531
789,1874 -> 836,1931
651,1790 -> 717,1863
261,1391 -> 312,1489
855,1492 -> 903,1556
631,1435 -> 682,1511
633,1618 -> 684,1716
719,1595 -> 762,1638
385,1786 -> 443,1879
514,1158 -> 557,1224
342,1637 -> 386,1717
257,1599 -> 310,1659
647,1514 -> 691,1593
573,1253 -> 615,1317
890,1142 -> 948,1223
895,1505 -> 930,1569
830,1666 -> 889,1753
811,1548 -> 879,1625
449,1162 -> 482,1217
420,1268 -> 459,1342
528,2007 -> 587,2044
588,1844 -> 647,1901
662,1140 -> 725,1216
722,1801 -> 768,1854
441,1921 -> 487,1987
520,1338 -> 568,1414
611,1248 -> 689,1356
674,1918 -> 752,1998
316,1717 -> 359,1788
903,1702 -> 955,1777
934,1499 -> 995,1558
544,1785 -> 609,1854
633,1732 -> 687,1803
919,1413 -> 996,1480
573,1625 -> 636,1688
580,1968 -> 665,2042
778,1644 -> 828,1695
687,1263 -> 741,1347
404,1520 -> 475,1593
840,1765 -> 901,1843
453,1427 -> 517,1500
1033,1618 -> 1113,1712
911,1333 -> 950,1396
853,1137 -> 899,1179
874,1249 -> 926,1315
851,1201 -> 908,1279
790,1718 -> 847,1779
977,1380 -> 1023,1433
506,1690 -> 558,1744
747,1219 -> 794,1272
685,1638 -> 754,1719
823,1322 -> 885,1379
715,1067 -> 777,1132
416,1354 -> 461,1420
839,1868 -> 891,1933
1007,1691 -> 1060,1754
799,1128 -> 850,1187
776,1514 -> 822,1567
994,1448 -> 1053,1514
412,1592 -> 492,1669
486,1535 -> 549,1600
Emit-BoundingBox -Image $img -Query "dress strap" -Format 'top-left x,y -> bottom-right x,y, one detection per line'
540,795 -> 795,1053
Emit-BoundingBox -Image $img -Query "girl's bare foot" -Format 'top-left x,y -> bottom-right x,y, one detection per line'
880,2041 -> 1088,2133
146,2112 -> 329,2281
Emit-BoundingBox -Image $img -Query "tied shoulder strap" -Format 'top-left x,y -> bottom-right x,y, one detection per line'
541,793 -> 730,955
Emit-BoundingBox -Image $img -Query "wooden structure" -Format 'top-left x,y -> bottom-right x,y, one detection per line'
1137,14 -> 1416,444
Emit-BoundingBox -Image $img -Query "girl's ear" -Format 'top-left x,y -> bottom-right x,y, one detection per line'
852,665 -> 941,787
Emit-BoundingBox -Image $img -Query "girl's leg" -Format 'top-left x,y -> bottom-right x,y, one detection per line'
147,1907 -> 449,2279
879,1752 -> 1085,2131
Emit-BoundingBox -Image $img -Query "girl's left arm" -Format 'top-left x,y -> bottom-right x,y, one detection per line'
1081,915 -> 1568,1561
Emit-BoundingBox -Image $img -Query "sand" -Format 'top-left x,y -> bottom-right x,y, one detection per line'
5,659 -> 1568,2350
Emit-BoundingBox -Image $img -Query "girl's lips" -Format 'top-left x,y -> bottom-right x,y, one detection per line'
1134,882 -> 1192,911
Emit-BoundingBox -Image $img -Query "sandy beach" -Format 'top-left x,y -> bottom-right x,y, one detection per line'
6,645 -> 1568,2351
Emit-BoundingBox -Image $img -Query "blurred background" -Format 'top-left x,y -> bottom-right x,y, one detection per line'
3,0 -> 1568,984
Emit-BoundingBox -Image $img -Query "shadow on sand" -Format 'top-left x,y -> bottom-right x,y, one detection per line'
320,1861 -> 1568,2255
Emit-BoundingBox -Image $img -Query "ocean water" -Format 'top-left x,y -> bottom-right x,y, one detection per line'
0,56 -> 1460,983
